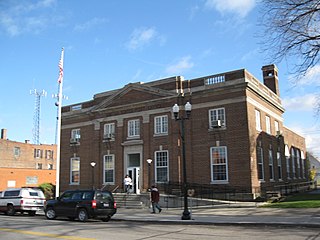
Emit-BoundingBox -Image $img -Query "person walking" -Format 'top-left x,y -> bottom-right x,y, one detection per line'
150,185 -> 162,213
124,175 -> 132,193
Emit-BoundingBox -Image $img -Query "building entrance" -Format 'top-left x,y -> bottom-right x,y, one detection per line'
127,153 -> 141,194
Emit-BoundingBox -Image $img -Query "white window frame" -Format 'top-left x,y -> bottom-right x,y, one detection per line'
154,115 -> 168,135
36,163 -> 42,169
128,119 -> 140,138
48,164 -> 53,170
14,147 -> 20,157
301,151 -> 306,179
104,123 -> 115,140
209,108 -> 226,128
155,150 -> 169,183
274,120 -> 279,134
269,149 -> 274,180
255,109 -> 261,131
103,154 -> 115,184
71,129 -> 81,140
257,145 -> 264,181
210,146 -> 228,182
34,149 -> 42,158
70,157 -> 80,185
266,116 -> 271,134
277,151 -> 282,180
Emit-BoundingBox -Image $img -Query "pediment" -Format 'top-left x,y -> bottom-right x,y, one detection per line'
92,83 -> 175,111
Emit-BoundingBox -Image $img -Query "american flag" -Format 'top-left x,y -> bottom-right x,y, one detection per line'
58,48 -> 64,83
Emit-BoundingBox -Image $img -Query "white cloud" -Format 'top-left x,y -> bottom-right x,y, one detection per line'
289,64 -> 320,86
282,94 -> 317,111
166,56 -> 194,75
204,0 -> 256,18
74,17 -> 107,32
0,0 -> 56,36
126,27 -> 165,51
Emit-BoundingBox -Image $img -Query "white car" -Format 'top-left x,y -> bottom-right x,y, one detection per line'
0,188 -> 46,216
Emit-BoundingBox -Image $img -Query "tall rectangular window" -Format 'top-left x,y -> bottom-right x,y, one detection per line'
255,110 -> 261,131
71,129 -> 81,143
34,149 -> 42,158
14,147 -> 20,157
266,116 -> 271,134
286,157 -> 290,179
269,149 -> 274,180
154,115 -> 168,135
104,155 -> 114,184
277,151 -> 282,180
155,151 -> 169,183
274,121 -> 279,134
296,149 -> 301,178
257,146 -> 264,180
210,146 -> 228,182
45,150 -> 53,159
209,108 -> 226,128
291,148 -> 296,178
104,123 -> 115,140
128,119 -> 140,138
70,157 -> 80,184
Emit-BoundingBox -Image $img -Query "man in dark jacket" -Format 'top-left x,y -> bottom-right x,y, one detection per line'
150,185 -> 162,213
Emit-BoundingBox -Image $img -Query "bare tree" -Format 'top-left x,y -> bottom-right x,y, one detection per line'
259,0 -> 320,80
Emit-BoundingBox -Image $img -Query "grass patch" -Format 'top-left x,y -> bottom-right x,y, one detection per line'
261,192 -> 320,208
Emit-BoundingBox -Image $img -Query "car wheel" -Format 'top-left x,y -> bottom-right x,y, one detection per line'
6,205 -> 15,216
45,208 -> 56,220
28,211 -> 36,216
77,209 -> 88,222
101,216 -> 111,222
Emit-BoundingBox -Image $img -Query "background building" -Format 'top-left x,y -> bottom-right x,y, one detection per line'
60,65 -> 309,199
0,129 -> 56,190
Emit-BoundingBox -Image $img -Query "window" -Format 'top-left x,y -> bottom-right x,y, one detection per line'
291,148 -> 296,178
269,149 -> 274,180
285,145 -> 290,179
274,121 -> 279,134
209,108 -> 226,128
34,149 -> 42,158
36,163 -> 42,169
255,110 -> 261,131
257,144 -> 264,180
154,115 -> 168,135
48,164 -> 53,170
104,123 -> 115,140
104,155 -> 115,184
45,150 -> 53,159
14,147 -> 20,157
210,146 -> 228,182
71,129 -> 81,141
128,119 -> 140,138
70,157 -> 80,184
155,151 -> 169,183
266,116 -> 271,134
296,149 -> 300,178
301,151 -> 306,179
277,151 -> 282,180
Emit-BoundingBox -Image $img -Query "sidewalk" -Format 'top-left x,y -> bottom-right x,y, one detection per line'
113,205 -> 320,228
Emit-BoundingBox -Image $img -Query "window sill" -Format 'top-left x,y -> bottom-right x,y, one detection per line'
210,181 -> 229,184
153,133 -> 168,137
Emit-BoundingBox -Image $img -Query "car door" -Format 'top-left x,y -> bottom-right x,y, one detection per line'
54,191 -> 74,216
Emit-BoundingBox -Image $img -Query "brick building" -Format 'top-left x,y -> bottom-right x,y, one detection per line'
60,65 -> 308,199
0,129 -> 56,190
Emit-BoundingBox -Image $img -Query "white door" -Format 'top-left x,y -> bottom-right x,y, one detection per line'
127,167 -> 140,194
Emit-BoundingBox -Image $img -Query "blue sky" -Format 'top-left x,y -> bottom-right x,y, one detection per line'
1,0 -> 320,157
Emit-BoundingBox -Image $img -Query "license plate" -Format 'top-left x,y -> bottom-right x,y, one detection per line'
103,203 -> 109,207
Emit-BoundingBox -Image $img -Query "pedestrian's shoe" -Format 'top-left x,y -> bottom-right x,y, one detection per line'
159,209 -> 162,213
151,212 -> 156,214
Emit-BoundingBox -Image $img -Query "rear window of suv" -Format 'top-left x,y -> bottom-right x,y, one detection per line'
4,190 -> 20,197
96,192 -> 113,201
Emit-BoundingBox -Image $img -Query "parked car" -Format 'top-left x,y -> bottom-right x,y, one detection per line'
44,189 -> 117,222
0,187 -> 46,216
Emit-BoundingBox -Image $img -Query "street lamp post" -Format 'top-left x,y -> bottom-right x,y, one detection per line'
90,161 -> 96,189
146,159 -> 153,190
172,101 -> 192,220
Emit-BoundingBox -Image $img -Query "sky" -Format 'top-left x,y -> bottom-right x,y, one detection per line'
1,0 -> 320,157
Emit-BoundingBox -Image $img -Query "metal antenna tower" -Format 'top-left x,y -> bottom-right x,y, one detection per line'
30,89 -> 47,145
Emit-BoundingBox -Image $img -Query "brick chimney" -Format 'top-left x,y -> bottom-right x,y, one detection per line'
262,64 -> 280,96
1,128 -> 7,139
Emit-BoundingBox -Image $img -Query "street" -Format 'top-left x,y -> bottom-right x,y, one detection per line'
0,214 -> 320,240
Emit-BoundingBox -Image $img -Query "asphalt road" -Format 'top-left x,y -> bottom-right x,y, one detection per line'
0,214 -> 320,240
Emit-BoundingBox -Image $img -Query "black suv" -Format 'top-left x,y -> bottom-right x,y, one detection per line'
44,189 -> 116,222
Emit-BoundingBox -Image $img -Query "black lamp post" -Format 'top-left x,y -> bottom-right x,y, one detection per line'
90,161 -> 96,189
146,159 -> 153,190
172,101 -> 192,220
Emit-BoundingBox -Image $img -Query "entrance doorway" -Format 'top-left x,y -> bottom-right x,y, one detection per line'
126,153 -> 141,194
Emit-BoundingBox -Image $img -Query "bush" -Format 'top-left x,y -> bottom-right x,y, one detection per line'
39,183 -> 55,199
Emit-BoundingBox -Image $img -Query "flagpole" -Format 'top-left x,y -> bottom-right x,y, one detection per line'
55,48 -> 64,198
